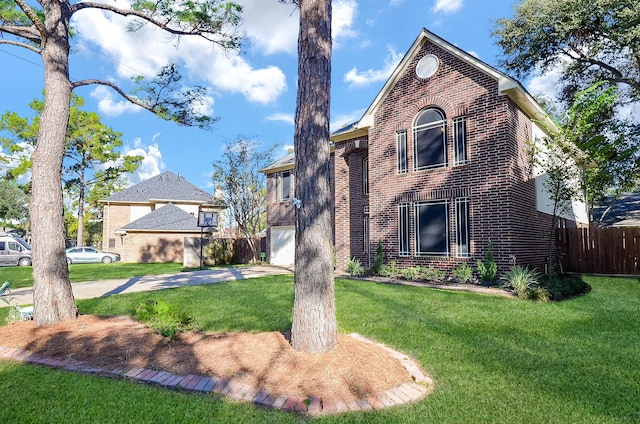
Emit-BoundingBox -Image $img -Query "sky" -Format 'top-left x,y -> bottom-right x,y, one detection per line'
0,0 -> 559,192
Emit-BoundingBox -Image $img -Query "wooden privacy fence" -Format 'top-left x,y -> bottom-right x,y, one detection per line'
557,227 -> 640,275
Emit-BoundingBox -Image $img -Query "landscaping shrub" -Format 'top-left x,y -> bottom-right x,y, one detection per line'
400,266 -> 421,280
477,241 -> 498,282
346,257 -> 365,276
501,265 -> 548,301
418,265 -> 446,282
379,261 -> 400,278
203,239 -> 234,265
370,243 -> 384,275
452,263 -> 473,283
135,300 -> 193,340
539,273 -> 590,300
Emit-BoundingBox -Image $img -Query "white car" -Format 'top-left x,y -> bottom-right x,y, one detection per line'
65,247 -> 120,264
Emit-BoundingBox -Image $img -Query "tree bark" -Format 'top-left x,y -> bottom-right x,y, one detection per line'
31,0 -> 78,325
290,0 -> 337,353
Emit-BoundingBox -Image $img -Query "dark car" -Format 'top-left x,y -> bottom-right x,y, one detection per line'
65,247 -> 120,264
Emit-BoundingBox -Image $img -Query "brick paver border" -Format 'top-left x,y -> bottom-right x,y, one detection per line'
0,333 -> 433,416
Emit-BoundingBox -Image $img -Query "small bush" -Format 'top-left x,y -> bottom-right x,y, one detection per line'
135,300 -> 193,340
204,239 -> 234,265
452,263 -> 473,283
400,266 -> 421,280
539,274 -> 590,300
501,265 -> 546,300
418,265 -> 446,282
379,261 -> 400,278
477,241 -> 498,282
370,243 -> 384,275
346,257 -> 365,277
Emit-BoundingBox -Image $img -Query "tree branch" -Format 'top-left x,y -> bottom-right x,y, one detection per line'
13,0 -> 46,39
71,1 -> 241,48
0,38 -> 41,54
72,78 -> 149,111
0,24 -> 41,44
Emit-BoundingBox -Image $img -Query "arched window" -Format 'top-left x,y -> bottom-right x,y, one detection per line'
413,108 -> 446,170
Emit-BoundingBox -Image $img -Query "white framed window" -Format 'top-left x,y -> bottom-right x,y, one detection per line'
362,157 -> 369,195
398,203 -> 410,256
414,108 -> 447,171
455,198 -> 470,257
453,116 -> 467,165
415,200 -> 449,256
397,130 -> 408,174
274,171 -> 292,201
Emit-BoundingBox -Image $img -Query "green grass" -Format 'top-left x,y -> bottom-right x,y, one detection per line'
0,262 -> 186,289
1,274 -> 639,423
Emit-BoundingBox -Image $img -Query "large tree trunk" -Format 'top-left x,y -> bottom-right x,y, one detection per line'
290,0 -> 337,353
31,0 -> 78,326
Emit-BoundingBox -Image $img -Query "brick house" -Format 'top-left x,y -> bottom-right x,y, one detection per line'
101,171 -> 226,263
262,29 -> 587,272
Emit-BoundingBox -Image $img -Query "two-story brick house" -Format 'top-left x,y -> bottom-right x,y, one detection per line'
101,171 -> 226,263
263,29 -> 587,272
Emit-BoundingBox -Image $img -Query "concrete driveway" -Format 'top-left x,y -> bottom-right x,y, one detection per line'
5,265 -> 293,306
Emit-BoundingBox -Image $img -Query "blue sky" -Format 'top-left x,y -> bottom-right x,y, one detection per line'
0,0 -> 557,192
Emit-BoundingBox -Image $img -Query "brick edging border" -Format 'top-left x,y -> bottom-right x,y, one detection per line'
0,333 -> 433,416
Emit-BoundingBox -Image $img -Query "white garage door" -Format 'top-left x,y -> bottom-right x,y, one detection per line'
270,226 -> 295,266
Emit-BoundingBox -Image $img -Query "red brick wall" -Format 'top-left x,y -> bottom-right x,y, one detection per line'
333,39 -> 558,273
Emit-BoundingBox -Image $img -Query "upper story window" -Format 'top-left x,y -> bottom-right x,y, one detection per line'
397,130 -> 408,174
274,170 -> 292,201
413,108 -> 447,171
453,116 -> 467,165
362,157 -> 369,195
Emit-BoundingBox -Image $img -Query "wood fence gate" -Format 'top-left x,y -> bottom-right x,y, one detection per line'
557,227 -> 640,274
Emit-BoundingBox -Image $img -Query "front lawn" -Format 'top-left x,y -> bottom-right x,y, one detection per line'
1,275 -> 638,423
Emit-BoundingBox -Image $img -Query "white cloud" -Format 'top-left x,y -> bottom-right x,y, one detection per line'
237,0 -> 299,55
432,0 -> 463,14
344,46 -> 403,88
527,66 -> 564,101
73,2 -> 288,105
122,139 -> 166,186
390,0 -> 406,6
90,86 -> 142,117
333,0 -> 358,47
330,108 -> 366,132
266,113 -> 295,125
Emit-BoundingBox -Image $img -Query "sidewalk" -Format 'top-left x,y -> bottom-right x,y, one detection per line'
6,265 -> 293,305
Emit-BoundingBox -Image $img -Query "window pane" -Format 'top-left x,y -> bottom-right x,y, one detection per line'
397,131 -> 407,174
415,201 -> 449,256
455,198 -> 470,257
274,174 -> 280,201
398,204 -> 410,256
415,109 -> 444,127
415,126 -> 446,169
454,117 -> 467,165
363,157 -> 369,195
282,171 -> 291,200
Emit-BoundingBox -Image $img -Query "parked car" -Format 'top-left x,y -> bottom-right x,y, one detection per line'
0,231 -> 32,267
65,247 -> 120,264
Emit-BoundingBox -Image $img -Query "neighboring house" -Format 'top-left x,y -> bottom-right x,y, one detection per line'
592,192 -> 640,227
101,171 -> 226,263
262,29 -> 588,272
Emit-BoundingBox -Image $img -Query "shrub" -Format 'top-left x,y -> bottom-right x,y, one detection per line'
452,263 -> 473,283
135,300 -> 193,340
346,257 -> 365,276
203,238 -> 234,265
539,274 -> 590,300
370,243 -> 384,275
477,241 -> 498,282
379,261 -> 400,278
501,265 -> 547,301
400,266 -> 421,280
418,265 -> 446,282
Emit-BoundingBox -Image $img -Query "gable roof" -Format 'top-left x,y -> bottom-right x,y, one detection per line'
103,171 -> 225,206
331,28 -> 556,142
120,203 -> 201,232
260,152 -> 295,174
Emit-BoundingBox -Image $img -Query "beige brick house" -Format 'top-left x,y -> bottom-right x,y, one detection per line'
262,29 -> 588,272
101,171 -> 226,263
